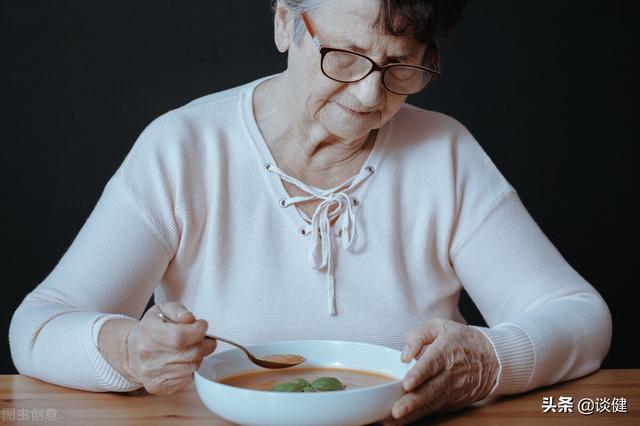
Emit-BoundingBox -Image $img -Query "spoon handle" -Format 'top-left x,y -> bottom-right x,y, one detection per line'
204,334 -> 257,361
156,312 -> 253,357
205,334 -> 244,350
156,310 -> 302,369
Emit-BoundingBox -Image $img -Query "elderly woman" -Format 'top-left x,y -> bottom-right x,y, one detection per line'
9,0 -> 611,423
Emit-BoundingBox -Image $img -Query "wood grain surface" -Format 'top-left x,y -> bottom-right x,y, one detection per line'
1,369 -> 637,425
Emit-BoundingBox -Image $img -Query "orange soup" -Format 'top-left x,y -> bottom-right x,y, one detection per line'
218,367 -> 396,391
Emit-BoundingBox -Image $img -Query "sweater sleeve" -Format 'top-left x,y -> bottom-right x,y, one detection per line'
9,108 -> 205,392
451,188 -> 612,397
8,170 -> 176,392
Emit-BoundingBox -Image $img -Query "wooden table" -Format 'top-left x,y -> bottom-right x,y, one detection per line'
1,369 -> 637,425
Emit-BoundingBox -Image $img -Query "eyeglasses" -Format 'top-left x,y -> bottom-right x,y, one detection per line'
301,12 -> 440,95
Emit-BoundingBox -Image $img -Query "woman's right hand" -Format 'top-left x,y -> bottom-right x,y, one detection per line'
124,301 -> 217,395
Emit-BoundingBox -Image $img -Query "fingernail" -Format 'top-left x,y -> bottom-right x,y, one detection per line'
395,404 -> 406,418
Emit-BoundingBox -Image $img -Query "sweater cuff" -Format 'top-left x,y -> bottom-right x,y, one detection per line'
81,313 -> 143,392
471,323 -> 535,397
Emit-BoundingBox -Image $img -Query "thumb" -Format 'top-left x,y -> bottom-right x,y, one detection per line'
159,301 -> 195,324
401,319 -> 443,362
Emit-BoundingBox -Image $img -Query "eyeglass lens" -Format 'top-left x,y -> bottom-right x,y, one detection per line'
322,50 -> 433,95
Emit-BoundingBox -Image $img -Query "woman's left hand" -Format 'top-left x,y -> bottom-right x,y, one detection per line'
384,318 -> 500,425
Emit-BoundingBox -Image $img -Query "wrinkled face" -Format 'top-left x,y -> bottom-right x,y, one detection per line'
280,0 -> 427,141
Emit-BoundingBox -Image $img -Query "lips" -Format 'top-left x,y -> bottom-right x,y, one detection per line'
337,103 -> 373,115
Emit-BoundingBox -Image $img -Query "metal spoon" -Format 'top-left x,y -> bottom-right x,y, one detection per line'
156,311 -> 305,369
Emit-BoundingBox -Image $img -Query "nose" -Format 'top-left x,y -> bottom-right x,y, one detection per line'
352,70 -> 385,108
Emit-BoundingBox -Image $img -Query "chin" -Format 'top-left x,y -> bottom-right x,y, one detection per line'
319,107 -> 374,139
324,121 -> 371,141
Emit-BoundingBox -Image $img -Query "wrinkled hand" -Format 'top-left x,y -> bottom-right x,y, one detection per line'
124,301 -> 217,395
384,319 -> 499,425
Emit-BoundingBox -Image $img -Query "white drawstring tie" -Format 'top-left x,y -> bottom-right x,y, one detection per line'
266,163 -> 374,315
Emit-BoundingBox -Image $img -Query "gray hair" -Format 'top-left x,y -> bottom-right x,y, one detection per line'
270,0 -> 323,47
271,0 -> 467,50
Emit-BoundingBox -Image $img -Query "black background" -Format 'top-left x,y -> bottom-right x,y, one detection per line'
2,1 -> 638,374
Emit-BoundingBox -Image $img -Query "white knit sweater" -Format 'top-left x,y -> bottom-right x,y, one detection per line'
9,74 -> 612,396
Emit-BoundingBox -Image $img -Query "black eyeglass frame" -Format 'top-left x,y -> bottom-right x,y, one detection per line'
302,12 -> 441,95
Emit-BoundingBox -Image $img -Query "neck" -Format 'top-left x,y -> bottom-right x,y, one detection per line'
254,72 -> 375,184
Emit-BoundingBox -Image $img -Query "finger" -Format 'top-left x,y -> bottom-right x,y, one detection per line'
152,318 -> 210,349
146,374 -> 194,396
168,338 -> 217,364
168,375 -> 194,394
166,319 -> 209,349
396,392 -> 449,424
384,392 -> 448,425
160,361 -> 200,377
391,371 -> 449,421
401,319 -> 444,363
402,339 -> 446,392
194,357 -> 205,370
157,301 -> 196,323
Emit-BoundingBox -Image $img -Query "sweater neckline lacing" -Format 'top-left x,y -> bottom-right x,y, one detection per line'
265,162 -> 375,315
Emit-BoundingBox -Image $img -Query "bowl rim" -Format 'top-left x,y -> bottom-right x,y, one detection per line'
194,339 -> 413,396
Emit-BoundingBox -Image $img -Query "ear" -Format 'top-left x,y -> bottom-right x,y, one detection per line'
273,2 -> 292,53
